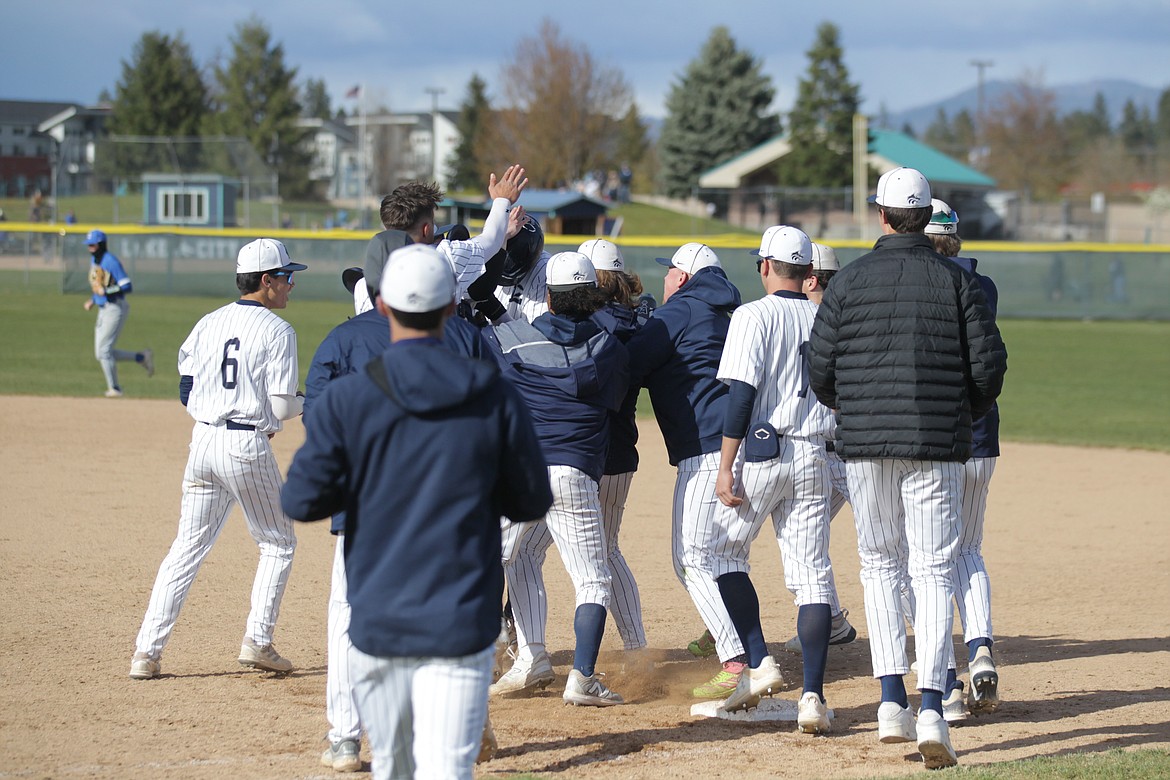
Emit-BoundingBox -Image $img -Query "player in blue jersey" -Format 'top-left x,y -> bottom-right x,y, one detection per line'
81,229 -> 153,396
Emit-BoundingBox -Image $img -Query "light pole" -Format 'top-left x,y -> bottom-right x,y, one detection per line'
424,87 -> 445,183
970,59 -> 994,168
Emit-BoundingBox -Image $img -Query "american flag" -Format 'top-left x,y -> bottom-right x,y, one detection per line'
345,85 -> 361,99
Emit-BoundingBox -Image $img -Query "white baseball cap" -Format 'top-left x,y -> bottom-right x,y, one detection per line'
380,244 -> 456,312
750,225 -> 811,265
924,198 -> 960,235
868,167 -> 931,209
578,238 -> 624,272
236,238 -> 307,274
810,242 -> 840,272
546,251 -> 597,292
656,242 -> 720,274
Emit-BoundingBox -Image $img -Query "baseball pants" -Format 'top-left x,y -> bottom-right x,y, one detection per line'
847,458 -> 961,693
501,466 -> 612,659
954,457 -> 996,644
135,423 -> 297,659
706,438 -> 835,607
94,298 -> 136,391
350,644 -> 493,780
599,471 -> 646,650
674,453 -> 744,662
327,534 -> 362,743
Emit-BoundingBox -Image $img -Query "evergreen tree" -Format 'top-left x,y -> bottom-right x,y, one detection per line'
104,31 -> 208,175
1119,99 -> 1156,172
207,18 -> 313,198
1157,87 -> 1170,145
775,22 -> 861,188
1062,92 -> 1112,153
447,74 -> 491,191
924,108 -> 956,154
616,103 -> 650,169
658,26 -> 779,198
302,78 -> 332,120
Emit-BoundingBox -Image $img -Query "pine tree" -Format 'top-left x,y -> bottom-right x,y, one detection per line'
658,26 -> 779,198
104,31 -> 208,175
447,74 -> 490,191
302,78 -> 332,120
775,22 -> 861,188
207,17 -> 313,198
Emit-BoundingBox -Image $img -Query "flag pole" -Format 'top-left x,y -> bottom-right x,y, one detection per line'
359,83 -> 367,225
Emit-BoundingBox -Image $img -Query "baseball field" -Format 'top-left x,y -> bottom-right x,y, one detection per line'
1,273 -> 1168,778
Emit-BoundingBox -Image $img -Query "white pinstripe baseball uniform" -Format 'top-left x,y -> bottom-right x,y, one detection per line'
133,247 -> 304,674
707,292 -> 835,604
439,196 -> 511,302
494,251 -> 550,323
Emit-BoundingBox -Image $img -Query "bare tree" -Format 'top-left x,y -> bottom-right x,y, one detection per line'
477,19 -> 632,188
983,72 -> 1071,198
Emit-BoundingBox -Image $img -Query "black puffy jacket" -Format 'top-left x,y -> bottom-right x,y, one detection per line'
808,232 -> 1007,462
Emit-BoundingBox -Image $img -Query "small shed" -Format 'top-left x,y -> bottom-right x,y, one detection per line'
443,189 -> 609,235
142,173 -> 240,227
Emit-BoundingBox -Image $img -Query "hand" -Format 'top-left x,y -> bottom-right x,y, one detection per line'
488,165 -> 528,204
506,206 -> 528,240
83,299 -> 94,311
716,469 -> 743,508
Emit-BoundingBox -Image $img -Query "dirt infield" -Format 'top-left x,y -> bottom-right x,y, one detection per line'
2,395 -> 1168,779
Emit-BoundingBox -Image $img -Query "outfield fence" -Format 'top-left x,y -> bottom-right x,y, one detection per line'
4,223 -> 1169,321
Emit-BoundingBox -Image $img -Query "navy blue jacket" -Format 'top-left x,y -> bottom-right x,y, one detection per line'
949,256 -> 1001,458
304,310 -> 488,531
484,312 -> 629,482
282,339 -> 552,658
625,267 -> 741,466
592,303 -> 641,475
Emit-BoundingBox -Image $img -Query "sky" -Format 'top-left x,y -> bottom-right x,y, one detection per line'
5,1 -> 1170,119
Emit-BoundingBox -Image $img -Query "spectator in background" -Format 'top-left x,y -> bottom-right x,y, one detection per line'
618,164 -> 632,203
65,210 -> 78,225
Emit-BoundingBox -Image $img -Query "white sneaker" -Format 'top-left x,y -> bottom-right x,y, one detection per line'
968,645 -> 1000,713
129,652 -> 160,680
877,701 -> 916,743
238,638 -> 293,673
783,609 -> 857,653
797,691 -> 832,733
563,669 -> 624,706
489,652 -> 555,696
943,683 -> 970,724
916,708 -> 958,768
721,655 -> 784,712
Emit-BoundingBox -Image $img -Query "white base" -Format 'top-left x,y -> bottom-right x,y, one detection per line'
690,697 -> 836,722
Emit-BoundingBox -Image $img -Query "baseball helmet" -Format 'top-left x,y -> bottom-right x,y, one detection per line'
86,229 -> 107,245
501,217 -> 544,285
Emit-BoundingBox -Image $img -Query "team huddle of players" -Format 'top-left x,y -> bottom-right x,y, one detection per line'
127,164 -> 1007,779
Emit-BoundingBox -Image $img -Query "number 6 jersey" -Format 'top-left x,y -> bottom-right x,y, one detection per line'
180,299 -> 299,433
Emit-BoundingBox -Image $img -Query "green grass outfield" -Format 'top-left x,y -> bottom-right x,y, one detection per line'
2,269 -> 1168,453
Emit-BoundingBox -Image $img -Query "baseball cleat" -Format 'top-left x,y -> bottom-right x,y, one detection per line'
320,738 -> 361,772
238,638 -> 293,673
968,646 -> 1000,713
720,655 -> 783,712
563,669 -> 624,707
129,653 -> 160,680
783,609 -> 858,653
876,701 -> 916,743
916,708 -> 959,769
104,388 -> 124,398
797,691 -> 833,733
490,652 -> 555,696
142,348 -> 155,378
687,628 -> 717,658
943,682 -> 970,724
692,660 -> 745,699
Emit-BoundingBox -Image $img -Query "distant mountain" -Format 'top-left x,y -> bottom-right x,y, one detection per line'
880,79 -> 1165,135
